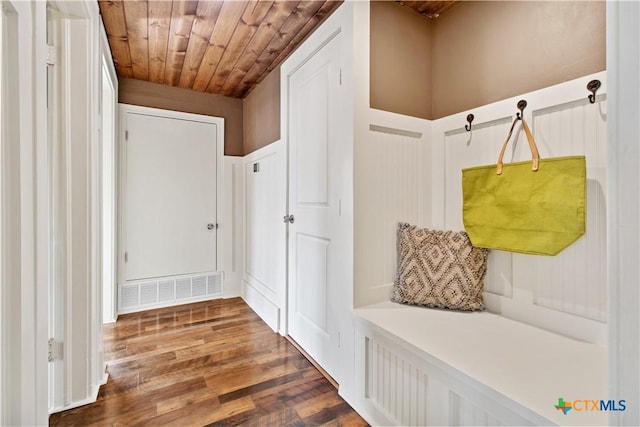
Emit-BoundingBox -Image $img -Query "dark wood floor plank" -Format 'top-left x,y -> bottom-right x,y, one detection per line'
217,371 -> 304,404
294,390 -> 346,420
236,407 -> 304,427
49,298 -> 368,426
302,401 -> 356,426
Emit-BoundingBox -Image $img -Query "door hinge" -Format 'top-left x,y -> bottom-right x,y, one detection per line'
46,46 -> 57,66
125,130 -> 129,140
124,252 -> 128,263
48,338 -> 63,362
339,68 -> 342,85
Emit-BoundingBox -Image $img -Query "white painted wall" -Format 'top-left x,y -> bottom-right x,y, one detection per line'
354,110 -> 431,307
607,2 -> 640,425
352,2 -> 434,311
241,141 -> 286,332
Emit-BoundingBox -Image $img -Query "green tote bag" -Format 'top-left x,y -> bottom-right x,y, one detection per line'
461,117 -> 586,256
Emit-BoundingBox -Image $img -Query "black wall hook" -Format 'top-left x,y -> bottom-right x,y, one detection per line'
465,114 -> 474,132
587,79 -> 601,104
516,99 -> 527,120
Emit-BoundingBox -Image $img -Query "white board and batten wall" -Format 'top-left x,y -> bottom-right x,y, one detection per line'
117,105 -> 231,314
432,72 -> 608,346
348,73 -> 609,426
241,140 -> 286,333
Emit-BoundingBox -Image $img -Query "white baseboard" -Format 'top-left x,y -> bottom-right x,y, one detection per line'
241,279 -> 280,332
48,384 -> 101,415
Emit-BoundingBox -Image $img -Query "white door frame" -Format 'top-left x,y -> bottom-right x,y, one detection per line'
100,17 -> 118,324
607,2 -> 640,425
0,0 -> 49,424
117,104 -> 225,290
47,0 -> 109,413
0,7 -> 4,423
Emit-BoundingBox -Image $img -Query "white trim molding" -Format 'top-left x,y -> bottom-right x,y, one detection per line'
46,0 -> 108,414
607,2 -> 640,425
0,0 -> 49,424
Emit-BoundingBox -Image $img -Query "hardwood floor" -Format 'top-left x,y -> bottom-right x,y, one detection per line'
49,298 -> 368,426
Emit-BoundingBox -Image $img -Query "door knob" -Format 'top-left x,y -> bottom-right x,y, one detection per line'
283,215 -> 295,224
207,223 -> 217,230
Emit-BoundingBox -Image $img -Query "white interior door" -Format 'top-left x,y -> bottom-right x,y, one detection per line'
124,111 -> 218,281
287,33 -> 342,380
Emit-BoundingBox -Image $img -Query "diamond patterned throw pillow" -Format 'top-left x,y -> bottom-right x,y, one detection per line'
391,223 -> 489,311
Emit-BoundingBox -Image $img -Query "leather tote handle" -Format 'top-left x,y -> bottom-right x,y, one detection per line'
496,117 -> 540,175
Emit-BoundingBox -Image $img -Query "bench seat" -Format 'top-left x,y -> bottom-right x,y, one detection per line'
352,301 -> 607,426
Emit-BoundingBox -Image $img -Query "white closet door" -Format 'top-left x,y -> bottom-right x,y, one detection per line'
287,32 -> 343,380
125,112 -> 217,281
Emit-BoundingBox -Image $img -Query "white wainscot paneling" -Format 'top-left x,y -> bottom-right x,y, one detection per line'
364,335 -> 429,426
242,141 -> 286,332
449,392 -> 505,427
522,98 -> 608,322
352,318 -> 547,427
220,156 -> 244,297
442,117 -> 515,299
433,72 -> 608,345
354,110 -> 430,307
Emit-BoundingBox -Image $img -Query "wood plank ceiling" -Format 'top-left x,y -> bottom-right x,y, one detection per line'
99,0 -> 343,99
99,1 -> 458,99
398,1 -> 459,19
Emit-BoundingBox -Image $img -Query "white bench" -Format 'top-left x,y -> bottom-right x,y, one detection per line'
351,301 -> 607,426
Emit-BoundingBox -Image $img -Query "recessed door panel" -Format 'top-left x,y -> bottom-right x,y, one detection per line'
296,65 -> 330,206
295,233 -> 329,333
